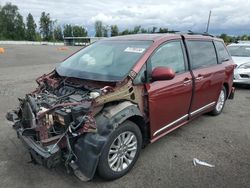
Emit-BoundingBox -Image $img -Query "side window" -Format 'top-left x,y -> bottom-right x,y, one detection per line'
150,41 -> 186,73
187,41 -> 217,69
214,41 -> 231,63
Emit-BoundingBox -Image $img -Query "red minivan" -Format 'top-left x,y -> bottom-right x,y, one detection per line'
7,33 -> 235,181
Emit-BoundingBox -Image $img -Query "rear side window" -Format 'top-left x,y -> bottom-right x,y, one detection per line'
214,41 -> 231,63
187,41 -> 217,69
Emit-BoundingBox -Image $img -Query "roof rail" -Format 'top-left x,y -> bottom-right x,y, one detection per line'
187,30 -> 215,37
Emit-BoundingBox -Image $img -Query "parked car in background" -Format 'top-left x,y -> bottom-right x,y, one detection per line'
227,41 -> 250,84
6,34 -> 235,181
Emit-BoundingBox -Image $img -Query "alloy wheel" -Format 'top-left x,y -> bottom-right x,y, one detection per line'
216,89 -> 225,112
108,131 -> 138,172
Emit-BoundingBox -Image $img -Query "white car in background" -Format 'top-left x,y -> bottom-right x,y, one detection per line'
227,41 -> 250,84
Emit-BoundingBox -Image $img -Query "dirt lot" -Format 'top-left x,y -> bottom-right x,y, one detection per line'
0,45 -> 249,188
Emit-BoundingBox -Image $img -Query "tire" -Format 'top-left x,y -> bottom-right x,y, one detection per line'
210,86 -> 227,115
97,120 -> 142,180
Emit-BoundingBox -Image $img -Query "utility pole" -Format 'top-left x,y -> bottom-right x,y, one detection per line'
206,10 -> 212,33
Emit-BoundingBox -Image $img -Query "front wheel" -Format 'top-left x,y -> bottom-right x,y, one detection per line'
210,86 -> 227,115
97,120 -> 142,180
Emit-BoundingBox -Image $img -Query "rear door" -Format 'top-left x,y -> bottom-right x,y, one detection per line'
185,40 -> 225,117
146,40 -> 193,140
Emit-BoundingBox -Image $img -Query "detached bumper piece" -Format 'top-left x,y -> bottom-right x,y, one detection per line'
6,111 -> 20,128
6,111 -> 18,122
17,129 -> 61,168
7,111 -> 61,168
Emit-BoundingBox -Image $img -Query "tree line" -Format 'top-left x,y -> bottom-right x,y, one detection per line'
94,21 -> 177,37
218,33 -> 250,44
0,3 -> 87,41
0,2 -> 250,43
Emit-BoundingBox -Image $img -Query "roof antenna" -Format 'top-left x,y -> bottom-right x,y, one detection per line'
206,10 -> 212,33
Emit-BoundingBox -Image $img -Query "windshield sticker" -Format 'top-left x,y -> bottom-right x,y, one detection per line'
245,47 -> 250,50
124,47 -> 145,53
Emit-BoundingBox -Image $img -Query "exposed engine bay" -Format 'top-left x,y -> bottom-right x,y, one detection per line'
17,72 -> 105,140
22,80 -> 100,137
6,70 -> 144,181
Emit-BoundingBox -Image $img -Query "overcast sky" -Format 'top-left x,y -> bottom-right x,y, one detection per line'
1,0 -> 250,35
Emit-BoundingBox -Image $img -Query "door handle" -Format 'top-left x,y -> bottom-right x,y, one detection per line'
195,75 -> 203,81
183,79 -> 192,86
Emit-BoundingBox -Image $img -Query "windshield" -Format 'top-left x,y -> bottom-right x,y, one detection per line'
56,40 -> 152,81
228,45 -> 250,57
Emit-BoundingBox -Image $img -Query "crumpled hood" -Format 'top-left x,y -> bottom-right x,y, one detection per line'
232,56 -> 250,66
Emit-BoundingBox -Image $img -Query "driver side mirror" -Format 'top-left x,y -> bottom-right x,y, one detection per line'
151,67 -> 175,81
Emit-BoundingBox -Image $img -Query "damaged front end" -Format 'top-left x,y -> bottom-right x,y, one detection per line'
6,71 -> 107,180
6,70 -> 144,181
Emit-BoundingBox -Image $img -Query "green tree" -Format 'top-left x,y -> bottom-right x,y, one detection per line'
0,5 -> 3,39
218,34 -> 239,44
95,20 -> 103,37
39,12 -> 52,41
120,29 -> 130,35
0,3 -> 19,39
240,34 -> 248,41
54,25 -> 63,41
72,25 -> 88,37
158,27 -> 169,33
110,25 -> 119,36
63,24 -> 73,37
35,32 -> 42,41
26,13 -> 36,41
14,13 -> 25,40
133,25 -> 141,34
140,28 -> 148,33
219,33 -> 231,44
151,26 -> 157,33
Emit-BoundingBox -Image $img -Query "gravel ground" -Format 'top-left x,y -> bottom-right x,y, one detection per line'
0,44 -> 249,188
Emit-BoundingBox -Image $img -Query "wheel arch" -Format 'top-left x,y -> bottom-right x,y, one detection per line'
73,101 -> 148,180
127,115 -> 150,147
102,101 -> 149,146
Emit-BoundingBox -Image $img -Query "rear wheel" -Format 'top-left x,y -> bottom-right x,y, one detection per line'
97,120 -> 142,180
210,86 -> 227,115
